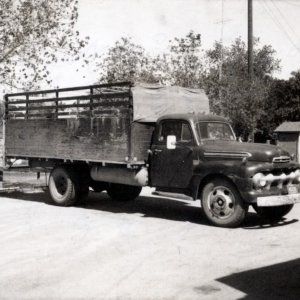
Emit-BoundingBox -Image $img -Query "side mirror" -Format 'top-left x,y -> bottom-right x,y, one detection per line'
167,135 -> 176,149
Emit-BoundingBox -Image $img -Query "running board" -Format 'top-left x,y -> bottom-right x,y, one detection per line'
151,191 -> 193,201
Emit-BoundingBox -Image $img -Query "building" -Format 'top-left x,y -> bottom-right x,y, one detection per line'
274,122 -> 300,163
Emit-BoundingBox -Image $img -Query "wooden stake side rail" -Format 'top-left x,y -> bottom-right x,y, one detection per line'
3,82 -> 151,165
5,82 -> 132,120
5,81 -> 131,97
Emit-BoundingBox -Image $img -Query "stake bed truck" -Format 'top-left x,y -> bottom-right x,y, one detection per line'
3,82 -> 300,227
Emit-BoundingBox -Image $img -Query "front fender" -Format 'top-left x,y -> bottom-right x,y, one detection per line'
190,160 -> 251,200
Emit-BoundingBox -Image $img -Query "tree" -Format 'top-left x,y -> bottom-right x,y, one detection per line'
97,31 -> 204,87
260,71 -> 300,134
166,31 -> 203,88
97,37 -> 150,83
0,0 -> 89,91
204,38 -> 280,140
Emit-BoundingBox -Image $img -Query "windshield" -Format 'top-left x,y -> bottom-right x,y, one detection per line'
196,122 -> 236,141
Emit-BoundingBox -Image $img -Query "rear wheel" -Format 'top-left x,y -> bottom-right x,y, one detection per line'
201,178 -> 247,227
48,167 -> 80,206
253,204 -> 294,221
90,181 -> 107,193
107,183 -> 142,201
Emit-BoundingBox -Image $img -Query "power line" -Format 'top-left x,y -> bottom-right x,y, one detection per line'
285,1 -> 300,7
260,0 -> 300,53
270,0 -> 300,41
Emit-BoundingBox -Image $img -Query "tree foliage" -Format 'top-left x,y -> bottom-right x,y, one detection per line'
204,38 -> 280,139
0,0 -> 89,91
166,31 -> 203,87
98,31 -> 204,87
97,37 -> 150,83
97,33 -> 295,141
260,71 -> 300,134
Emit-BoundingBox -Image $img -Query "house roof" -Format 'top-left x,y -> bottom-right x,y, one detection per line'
275,122 -> 300,133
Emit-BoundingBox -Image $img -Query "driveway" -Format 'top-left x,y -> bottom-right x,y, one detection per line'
0,183 -> 299,299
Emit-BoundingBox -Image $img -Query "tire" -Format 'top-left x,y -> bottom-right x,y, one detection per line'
90,181 -> 107,193
253,204 -> 294,221
201,178 -> 247,227
107,183 -> 142,201
76,168 -> 90,203
77,185 -> 89,203
48,167 -> 80,206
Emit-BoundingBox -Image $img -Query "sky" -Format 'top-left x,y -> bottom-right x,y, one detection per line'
50,0 -> 300,88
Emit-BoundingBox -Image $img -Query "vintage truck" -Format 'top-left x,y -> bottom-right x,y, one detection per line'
3,82 -> 300,227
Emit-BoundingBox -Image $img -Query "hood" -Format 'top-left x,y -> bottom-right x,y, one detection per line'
201,140 -> 291,163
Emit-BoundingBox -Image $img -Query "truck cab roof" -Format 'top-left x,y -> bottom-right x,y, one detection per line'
157,113 -> 229,124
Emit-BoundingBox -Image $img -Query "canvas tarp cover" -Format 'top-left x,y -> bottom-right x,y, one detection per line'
132,84 -> 210,122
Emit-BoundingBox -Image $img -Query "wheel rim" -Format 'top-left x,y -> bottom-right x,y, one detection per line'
207,186 -> 235,219
55,175 -> 68,195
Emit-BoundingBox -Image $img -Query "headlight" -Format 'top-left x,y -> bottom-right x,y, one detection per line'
253,173 -> 267,188
289,171 -> 296,181
294,169 -> 300,183
265,173 -> 274,185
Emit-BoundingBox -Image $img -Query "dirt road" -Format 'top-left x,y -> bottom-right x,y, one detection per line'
0,185 -> 299,299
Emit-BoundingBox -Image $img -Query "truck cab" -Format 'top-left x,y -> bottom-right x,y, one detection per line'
149,113 -> 300,227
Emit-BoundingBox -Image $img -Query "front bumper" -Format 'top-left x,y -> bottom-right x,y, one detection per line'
257,193 -> 300,207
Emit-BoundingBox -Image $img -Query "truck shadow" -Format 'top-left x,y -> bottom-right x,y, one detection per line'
2,190 -> 298,228
213,258 -> 300,299
242,212 -> 298,229
85,192 -> 209,225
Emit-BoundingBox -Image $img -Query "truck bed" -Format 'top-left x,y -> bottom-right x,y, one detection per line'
5,117 -> 131,163
4,82 -> 146,165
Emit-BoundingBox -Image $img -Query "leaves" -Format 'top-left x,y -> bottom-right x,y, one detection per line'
97,31 -> 204,87
260,71 -> 300,135
0,0 -> 89,91
204,38 -> 280,139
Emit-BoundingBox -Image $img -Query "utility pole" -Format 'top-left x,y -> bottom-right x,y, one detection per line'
219,0 -> 225,81
248,0 -> 255,142
248,0 -> 253,80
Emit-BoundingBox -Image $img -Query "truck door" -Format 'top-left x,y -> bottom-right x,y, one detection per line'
150,120 -> 194,188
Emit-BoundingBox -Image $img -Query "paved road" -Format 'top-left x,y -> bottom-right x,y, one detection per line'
0,187 -> 299,299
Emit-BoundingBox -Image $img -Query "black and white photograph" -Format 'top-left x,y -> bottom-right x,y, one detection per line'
0,0 -> 300,299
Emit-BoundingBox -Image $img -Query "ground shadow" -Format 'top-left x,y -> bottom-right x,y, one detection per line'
2,190 -> 209,225
2,190 -> 298,228
215,258 -> 300,299
242,212 -> 298,229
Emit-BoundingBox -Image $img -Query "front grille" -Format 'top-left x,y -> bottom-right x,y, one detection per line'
272,156 -> 291,163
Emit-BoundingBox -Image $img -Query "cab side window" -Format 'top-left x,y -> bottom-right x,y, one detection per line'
158,120 -> 194,145
159,121 -> 181,142
181,123 -> 193,143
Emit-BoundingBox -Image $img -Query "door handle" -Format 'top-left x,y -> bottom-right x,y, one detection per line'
154,149 -> 162,153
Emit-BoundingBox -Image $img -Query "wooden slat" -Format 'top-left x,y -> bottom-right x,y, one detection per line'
8,99 -> 130,112
55,90 -> 59,118
7,91 -> 130,105
25,94 -> 29,120
6,108 -> 131,119
5,81 -> 132,97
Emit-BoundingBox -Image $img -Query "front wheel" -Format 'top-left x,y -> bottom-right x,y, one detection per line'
107,183 -> 142,201
201,178 -> 247,227
253,204 -> 294,221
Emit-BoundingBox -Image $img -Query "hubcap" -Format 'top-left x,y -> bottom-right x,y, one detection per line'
208,186 -> 235,219
55,176 -> 68,195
